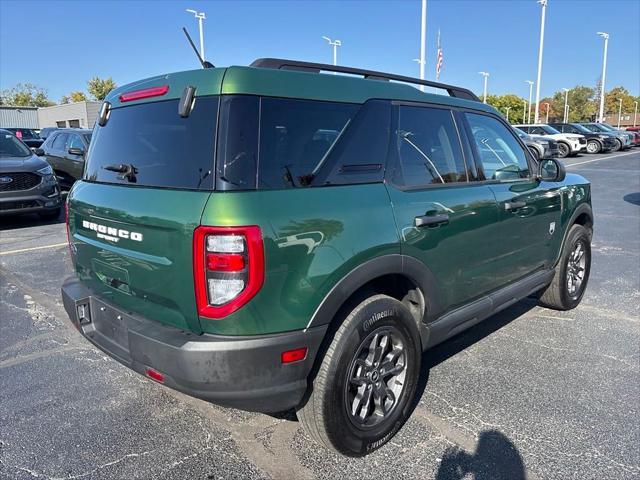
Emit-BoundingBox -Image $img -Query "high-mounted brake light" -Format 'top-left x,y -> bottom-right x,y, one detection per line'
119,85 -> 169,103
194,226 -> 265,319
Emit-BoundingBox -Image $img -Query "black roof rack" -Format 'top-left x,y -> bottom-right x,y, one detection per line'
250,58 -> 480,102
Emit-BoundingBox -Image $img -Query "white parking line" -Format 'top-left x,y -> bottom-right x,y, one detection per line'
566,150 -> 638,167
0,243 -> 67,256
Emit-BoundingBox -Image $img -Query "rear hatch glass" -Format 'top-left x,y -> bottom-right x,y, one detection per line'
70,96 -> 219,333
85,96 -> 219,189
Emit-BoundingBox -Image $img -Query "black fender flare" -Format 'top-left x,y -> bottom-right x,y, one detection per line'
305,254 -> 442,346
554,202 -> 593,266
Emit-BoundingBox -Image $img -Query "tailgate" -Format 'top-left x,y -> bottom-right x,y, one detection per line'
69,183 -> 210,333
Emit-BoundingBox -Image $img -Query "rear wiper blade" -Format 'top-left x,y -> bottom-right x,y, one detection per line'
103,163 -> 138,183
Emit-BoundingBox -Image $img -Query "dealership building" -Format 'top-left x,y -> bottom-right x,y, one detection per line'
37,101 -> 101,129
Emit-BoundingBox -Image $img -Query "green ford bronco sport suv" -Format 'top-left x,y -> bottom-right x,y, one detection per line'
61,58 -> 592,456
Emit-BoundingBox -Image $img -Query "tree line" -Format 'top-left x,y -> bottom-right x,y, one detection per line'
0,77 -> 116,107
485,85 -> 639,124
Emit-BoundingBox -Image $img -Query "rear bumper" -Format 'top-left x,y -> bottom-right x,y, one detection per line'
61,276 -> 327,413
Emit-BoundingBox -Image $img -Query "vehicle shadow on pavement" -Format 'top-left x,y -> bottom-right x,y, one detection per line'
623,192 -> 640,206
434,430 -> 525,480
0,212 -> 64,231
411,298 -> 537,479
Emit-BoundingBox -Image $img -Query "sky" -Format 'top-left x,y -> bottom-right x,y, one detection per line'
1,0 -> 638,103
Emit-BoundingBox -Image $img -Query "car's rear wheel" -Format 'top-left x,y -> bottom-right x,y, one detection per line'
557,142 -> 570,158
297,294 -> 421,456
586,140 -> 601,154
538,224 -> 591,310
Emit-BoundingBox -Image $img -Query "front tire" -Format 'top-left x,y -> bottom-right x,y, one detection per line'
539,224 -> 591,310
557,142 -> 570,158
297,294 -> 421,456
586,140 -> 602,154
611,138 -> 622,152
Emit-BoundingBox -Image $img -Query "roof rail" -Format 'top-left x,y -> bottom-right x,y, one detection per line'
250,58 -> 480,102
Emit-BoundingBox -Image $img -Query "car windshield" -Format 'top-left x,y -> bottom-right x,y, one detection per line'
8,128 -> 39,139
0,132 -> 32,157
569,124 -> 592,134
539,125 -> 561,134
598,123 -> 617,132
83,133 -> 92,144
514,128 -> 527,138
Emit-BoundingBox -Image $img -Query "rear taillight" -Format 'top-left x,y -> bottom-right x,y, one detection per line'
65,200 -> 75,265
194,226 -> 265,319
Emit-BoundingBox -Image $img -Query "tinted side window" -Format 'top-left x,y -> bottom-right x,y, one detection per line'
392,106 -> 467,187
258,98 -> 358,189
52,133 -> 68,150
465,113 -> 530,181
68,134 -> 84,150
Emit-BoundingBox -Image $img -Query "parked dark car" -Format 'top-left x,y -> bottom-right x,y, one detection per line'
0,129 -> 62,218
36,128 -> 92,189
580,123 -> 632,151
549,123 -> 618,154
514,128 -> 559,160
4,128 -> 43,148
39,127 -> 61,141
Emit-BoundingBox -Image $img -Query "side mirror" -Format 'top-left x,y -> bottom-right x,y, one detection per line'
33,148 -> 45,156
68,147 -> 85,157
538,158 -> 566,182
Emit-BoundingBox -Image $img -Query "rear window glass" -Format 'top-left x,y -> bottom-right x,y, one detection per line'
85,97 -> 218,189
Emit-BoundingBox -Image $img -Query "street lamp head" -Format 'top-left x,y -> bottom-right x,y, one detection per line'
537,0 -> 548,6
478,71 -> 489,77
334,40 -> 342,47
563,88 -> 569,92
525,80 -> 534,85
597,32 -> 609,39
322,36 -> 331,43
186,9 -> 205,19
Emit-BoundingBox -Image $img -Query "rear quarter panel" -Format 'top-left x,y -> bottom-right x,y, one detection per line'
199,184 -> 399,335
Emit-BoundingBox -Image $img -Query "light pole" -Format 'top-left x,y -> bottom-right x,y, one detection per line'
544,102 -> 550,123
479,71 -> 489,103
562,88 -> 569,123
186,9 -> 206,60
322,36 -> 341,66
523,100 -> 527,123
617,98 -> 623,128
420,0 -> 427,89
533,0 -> 547,123
505,106 -> 511,122
634,101 -> 638,127
597,32 -> 609,123
525,80 -> 534,123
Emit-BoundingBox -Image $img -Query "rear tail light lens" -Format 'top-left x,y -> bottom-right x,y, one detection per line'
194,226 -> 264,319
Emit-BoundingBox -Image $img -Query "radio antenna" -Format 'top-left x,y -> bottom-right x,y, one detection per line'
182,27 -> 214,68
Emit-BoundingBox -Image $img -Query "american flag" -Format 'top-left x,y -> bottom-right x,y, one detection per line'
436,30 -> 443,80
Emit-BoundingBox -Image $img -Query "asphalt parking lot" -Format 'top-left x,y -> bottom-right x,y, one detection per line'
1,149 -> 639,480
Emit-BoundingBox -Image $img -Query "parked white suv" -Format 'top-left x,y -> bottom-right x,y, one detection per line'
514,124 -> 586,158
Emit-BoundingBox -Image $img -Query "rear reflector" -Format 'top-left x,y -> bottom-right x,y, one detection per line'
119,85 -> 169,103
281,347 -> 308,364
145,368 -> 165,383
206,253 -> 245,271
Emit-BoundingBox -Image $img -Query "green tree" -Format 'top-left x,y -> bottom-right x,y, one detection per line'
87,76 -> 116,101
549,86 -> 595,123
60,91 -> 88,104
604,86 -> 636,115
485,94 -> 528,124
0,83 -> 54,107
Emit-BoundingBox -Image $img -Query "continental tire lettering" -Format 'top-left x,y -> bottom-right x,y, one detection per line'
363,309 -> 395,331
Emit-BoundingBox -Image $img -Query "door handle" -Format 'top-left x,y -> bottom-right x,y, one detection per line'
504,201 -> 526,210
414,214 -> 449,227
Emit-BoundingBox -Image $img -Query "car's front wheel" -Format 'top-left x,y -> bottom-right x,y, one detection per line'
557,142 -> 570,158
586,140 -> 601,154
611,138 -> 622,152
297,294 -> 421,456
539,224 -> 591,310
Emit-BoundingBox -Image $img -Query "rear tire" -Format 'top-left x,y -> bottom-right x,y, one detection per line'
539,224 -> 591,310
586,140 -> 601,154
557,142 -> 570,158
297,294 -> 421,456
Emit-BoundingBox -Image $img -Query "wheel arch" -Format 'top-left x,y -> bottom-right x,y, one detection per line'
305,254 -> 442,349
554,202 -> 593,266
